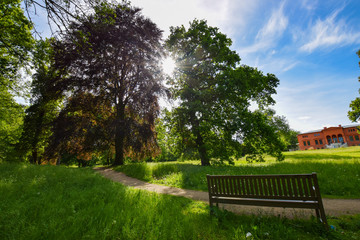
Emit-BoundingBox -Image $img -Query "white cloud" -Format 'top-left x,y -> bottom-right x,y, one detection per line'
300,0 -> 318,11
239,1 -> 288,55
256,1 -> 288,40
300,8 -> 360,53
298,116 -> 311,120
129,0 -> 259,39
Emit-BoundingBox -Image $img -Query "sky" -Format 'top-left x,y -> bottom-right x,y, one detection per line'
30,0 -> 360,133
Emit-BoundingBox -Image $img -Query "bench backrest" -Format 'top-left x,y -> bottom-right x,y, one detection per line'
207,173 -> 321,201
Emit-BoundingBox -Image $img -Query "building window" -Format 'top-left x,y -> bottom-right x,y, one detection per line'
349,136 -> 354,142
303,141 -> 306,146
319,139 -> 323,144
355,135 -> 359,141
302,135 -> 308,138
315,140 -> 318,145
307,141 -> 310,145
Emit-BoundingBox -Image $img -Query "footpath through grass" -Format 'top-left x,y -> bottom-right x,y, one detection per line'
114,147 -> 360,199
1,162 -> 359,240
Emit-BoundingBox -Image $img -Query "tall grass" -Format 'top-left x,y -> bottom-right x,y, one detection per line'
3,162 -> 355,239
115,147 -> 360,199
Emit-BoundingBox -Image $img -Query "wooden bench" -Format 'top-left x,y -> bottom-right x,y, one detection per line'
206,173 -> 328,228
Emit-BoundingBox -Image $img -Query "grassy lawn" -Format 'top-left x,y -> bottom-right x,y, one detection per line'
114,147 -> 360,199
4,163 -> 359,239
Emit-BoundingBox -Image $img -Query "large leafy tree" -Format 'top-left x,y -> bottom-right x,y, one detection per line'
348,50 -> 360,123
50,2 -> 166,165
166,20 -> 283,165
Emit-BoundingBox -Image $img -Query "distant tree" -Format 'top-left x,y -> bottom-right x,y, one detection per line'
262,109 -> 300,151
348,50 -> 360,123
50,2 -> 166,165
166,20 -> 283,166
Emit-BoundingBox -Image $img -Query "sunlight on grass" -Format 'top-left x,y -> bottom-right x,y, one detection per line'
116,147 -> 360,198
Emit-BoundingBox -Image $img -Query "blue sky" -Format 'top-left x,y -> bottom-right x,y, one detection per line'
30,0 -> 360,132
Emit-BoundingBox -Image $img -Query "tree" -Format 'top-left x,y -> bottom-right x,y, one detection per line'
166,20 -> 283,165
261,109 -> 299,151
0,0 -> 33,161
348,50 -> 360,123
50,2 -> 166,165
17,39 -> 63,164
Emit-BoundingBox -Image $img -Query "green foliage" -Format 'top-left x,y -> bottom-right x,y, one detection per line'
154,115 -> 179,162
0,0 -> 34,91
263,109 -> 299,151
117,147 -> 360,199
0,0 -> 34,162
348,50 -> 360,123
2,162 -> 356,239
18,39 -> 63,164
166,19 -> 283,166
0,87 -> 25,161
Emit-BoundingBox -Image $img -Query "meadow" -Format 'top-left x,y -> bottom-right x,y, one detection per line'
2,147 -> 360,239
114,147 -> 360,199
3,162 -> 358,240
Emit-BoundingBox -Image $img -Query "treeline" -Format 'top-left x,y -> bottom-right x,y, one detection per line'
1,0 -> 298,167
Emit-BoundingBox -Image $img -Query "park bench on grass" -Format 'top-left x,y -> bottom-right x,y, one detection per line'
206,173 -> 328,228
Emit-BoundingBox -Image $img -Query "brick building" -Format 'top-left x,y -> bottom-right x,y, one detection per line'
297,124 -> 360,150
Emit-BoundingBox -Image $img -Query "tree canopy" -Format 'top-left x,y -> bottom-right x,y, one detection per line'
49,2 -> 166,165
166,20 -> 284,165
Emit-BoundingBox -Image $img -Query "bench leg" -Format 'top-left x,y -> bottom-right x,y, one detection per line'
319,206 -> 328,229
315,207 -> 328,229
315,208 -> 320,219
209,200 -> 214,216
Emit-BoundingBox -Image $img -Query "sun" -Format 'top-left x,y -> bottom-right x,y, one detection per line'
162,57 -> 176,75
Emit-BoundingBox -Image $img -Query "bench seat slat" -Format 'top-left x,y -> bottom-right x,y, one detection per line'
210,197 -> 319,209
209,193 -> 317,201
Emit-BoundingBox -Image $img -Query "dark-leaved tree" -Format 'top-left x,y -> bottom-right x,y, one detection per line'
51,2 -> 166,165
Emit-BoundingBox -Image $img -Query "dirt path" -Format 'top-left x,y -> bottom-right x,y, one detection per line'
94,167 -> 360,218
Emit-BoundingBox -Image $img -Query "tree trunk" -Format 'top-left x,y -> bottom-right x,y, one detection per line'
195,131 -> 210,166
113,103 -> 125,166
31,110 -> 45,165
31,149 -> 38,165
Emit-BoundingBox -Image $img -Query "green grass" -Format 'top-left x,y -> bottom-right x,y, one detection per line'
3,163 -> 358,239
114,147 -> 360,199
